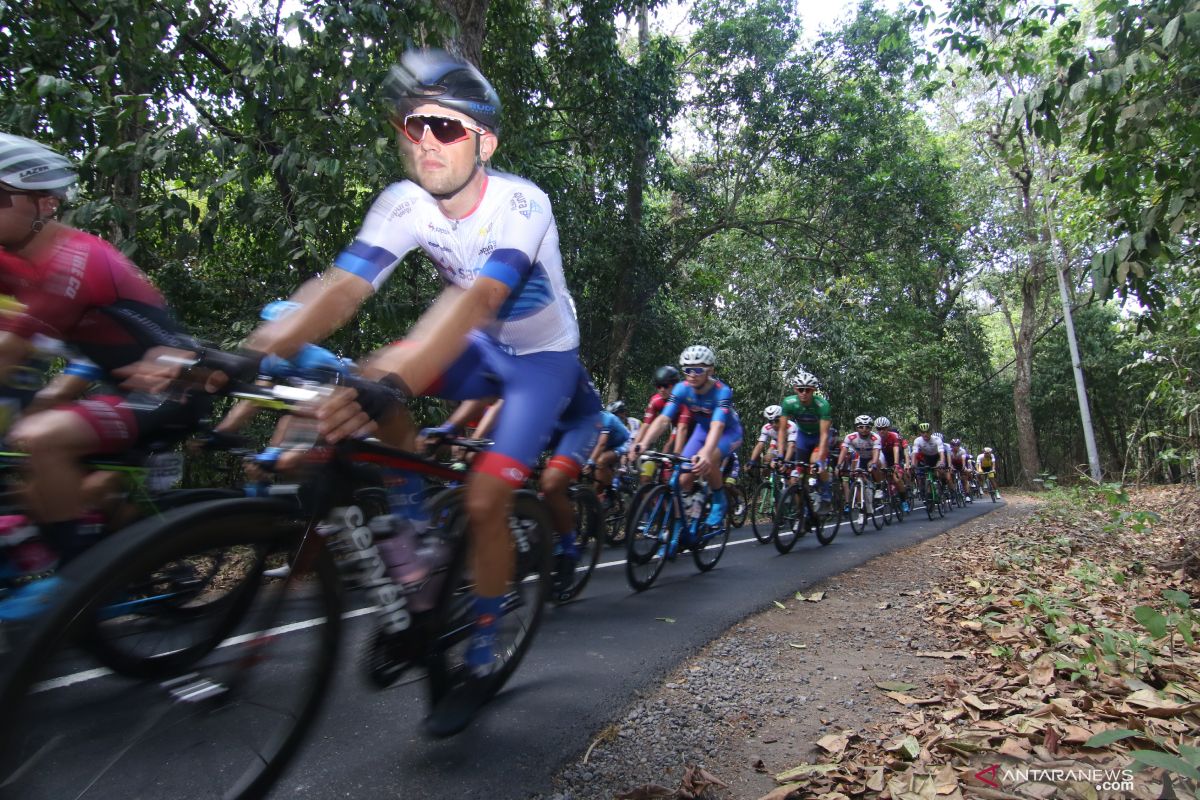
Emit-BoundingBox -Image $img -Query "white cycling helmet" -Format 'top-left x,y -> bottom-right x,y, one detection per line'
854,414 -> 873,427
874,416 -> 891,429
983,446 -> 993,454
0,133 -> 77,199
787,367 -> 819,389
679,345 -> 716,367
763,404 -> 782,421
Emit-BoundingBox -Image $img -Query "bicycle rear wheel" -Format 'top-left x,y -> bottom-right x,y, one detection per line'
427,491 -> 552,706
924,480 -> 936,520
0,498 -> 341,800
624,485 -> 672,591
558,486 -> 603,603
726,484 -> 747,529
749,481 -> 775,544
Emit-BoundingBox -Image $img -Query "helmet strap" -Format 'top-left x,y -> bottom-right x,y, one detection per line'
5,214 -> 47,253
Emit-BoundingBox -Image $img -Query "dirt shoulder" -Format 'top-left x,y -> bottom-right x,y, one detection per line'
538,487 -> 1200,800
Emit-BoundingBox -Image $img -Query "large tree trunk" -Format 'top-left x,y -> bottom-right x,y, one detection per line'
437,0 -> 490,66
600,3 -> 652,402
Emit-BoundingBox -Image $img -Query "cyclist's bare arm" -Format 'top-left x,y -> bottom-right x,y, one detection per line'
587,431 -> 610,465
247,269 -> 374,359
28,372 -> 90,414
0,331 -> 34,378
472,399 -> 504,440
214,399 -> 261,435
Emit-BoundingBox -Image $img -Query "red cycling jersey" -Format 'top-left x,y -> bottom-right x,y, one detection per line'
643,389 -> 692,428
0,229 -> 190,377
880,430 -> 904,465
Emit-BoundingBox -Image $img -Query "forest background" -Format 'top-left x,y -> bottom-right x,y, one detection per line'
2,0 -> 1197,487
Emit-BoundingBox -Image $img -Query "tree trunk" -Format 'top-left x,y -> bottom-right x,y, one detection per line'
925,372 -> 944,432
437,0 -> 490,66
600,2 -> 652,402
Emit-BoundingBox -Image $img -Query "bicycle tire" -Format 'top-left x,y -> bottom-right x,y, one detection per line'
426,490 -> 552,708
624,485 -> 672,592
726,484 -> 747,529
559,485 -> 603,603
925,479 -> 936,521
849,479 -> 866,535
0,497 -> 341,800
749,480 -> 775,544
691,502 -> 729,572
772,483 -> 804,554
814,497 -> 839,546
869,487 -> 883,530
603,485 -> 635,546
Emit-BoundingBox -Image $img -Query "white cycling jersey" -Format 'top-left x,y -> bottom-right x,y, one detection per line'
912,434 -> 944,457
841,431 -> 882,461
758,420 -> 798,445
332,171 -> 579,355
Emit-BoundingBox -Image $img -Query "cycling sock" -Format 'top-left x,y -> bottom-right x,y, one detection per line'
705,488 -> 727,524
38,520 -> 82,564
466,594 -> 504,674
558,529 -> 578,559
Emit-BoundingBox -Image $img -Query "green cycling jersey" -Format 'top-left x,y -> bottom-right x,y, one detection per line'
780,393 -> 831,436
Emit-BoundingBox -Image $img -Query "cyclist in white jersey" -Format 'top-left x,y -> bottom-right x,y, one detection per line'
749,405 -> 796,471
125,50 -> 603,738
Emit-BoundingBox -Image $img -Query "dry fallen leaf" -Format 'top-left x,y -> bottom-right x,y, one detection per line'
806,591 -> 826,602
756,785 -> 802,800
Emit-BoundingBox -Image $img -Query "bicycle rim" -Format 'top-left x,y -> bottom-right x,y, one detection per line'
624,486 -> 671,591
0,499 -> 342,800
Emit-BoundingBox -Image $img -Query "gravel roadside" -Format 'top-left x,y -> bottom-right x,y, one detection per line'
534,495 -> 1039,800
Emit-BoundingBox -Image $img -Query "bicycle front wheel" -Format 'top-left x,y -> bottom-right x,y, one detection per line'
0,498 -> 341,800
773,484 -> 804,554
692,506 -> 729,572
625,485 -> 672,591
749,481 -> 775,544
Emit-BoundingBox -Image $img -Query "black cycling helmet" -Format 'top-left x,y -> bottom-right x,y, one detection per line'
654,365 -> 680,386
383,48 -> 502,134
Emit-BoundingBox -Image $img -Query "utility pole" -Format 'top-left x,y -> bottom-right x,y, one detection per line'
1044,210 -> 1102,482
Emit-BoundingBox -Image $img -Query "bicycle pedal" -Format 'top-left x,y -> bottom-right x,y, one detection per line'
162,673 -> 230,703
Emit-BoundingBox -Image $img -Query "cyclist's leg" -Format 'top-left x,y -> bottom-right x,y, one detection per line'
700,426 -> 741,526
461,347 -> 589,663
541,412 -> 601,591
10,399 -> 124,563
677,423 -> 709,496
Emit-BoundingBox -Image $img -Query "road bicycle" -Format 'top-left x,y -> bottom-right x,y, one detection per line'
842,466 -> 881,535
771,460 -> 839,553
624,452 -> 730,592
749,460 -> 788,544
980,471 -> 998,502
0,378 -> 554,800
918,465 -> 946,520
600,466 -> 638,546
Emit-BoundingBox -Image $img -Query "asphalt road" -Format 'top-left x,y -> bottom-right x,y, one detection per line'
275,497 -> 1004,799
15,497 -> 1003,800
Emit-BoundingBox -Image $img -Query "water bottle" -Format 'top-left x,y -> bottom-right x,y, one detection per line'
688,491 -> 704,520
409,526 -> 449,613
374,515 -> 425,587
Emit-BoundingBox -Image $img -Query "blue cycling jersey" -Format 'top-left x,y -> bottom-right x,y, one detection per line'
599,410 -> 629,450
662,379 -> 740,432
